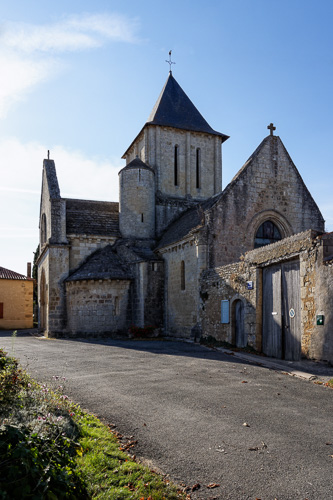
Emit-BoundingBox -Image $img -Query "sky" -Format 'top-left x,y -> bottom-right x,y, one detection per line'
0,0 -> 332,276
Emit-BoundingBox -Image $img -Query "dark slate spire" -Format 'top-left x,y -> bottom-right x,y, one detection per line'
146,73 -> 228,141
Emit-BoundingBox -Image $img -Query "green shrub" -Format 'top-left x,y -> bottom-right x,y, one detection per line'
0,349 -> 87,499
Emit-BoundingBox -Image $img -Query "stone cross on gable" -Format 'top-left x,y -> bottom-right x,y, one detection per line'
267,123 -> 276,136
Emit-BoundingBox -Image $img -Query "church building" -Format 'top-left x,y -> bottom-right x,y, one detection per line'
37,71 -> 333,363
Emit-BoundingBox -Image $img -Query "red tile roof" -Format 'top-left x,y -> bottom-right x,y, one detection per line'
0,266 -> 28,280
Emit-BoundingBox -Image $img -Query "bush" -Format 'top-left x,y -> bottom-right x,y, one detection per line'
0,349 -> 87,499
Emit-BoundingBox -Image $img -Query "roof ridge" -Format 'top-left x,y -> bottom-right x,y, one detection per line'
0,266 -> 28,280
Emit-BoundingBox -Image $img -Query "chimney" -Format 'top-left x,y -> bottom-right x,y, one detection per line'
27,262 -> 32,279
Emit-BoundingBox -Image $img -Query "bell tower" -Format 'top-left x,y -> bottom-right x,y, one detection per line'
122,70 -> 229,235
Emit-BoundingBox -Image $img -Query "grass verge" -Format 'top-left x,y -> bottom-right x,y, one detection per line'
0,348 -> 186,499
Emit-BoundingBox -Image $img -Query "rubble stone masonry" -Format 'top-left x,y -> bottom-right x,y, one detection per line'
200,230 -> 333,363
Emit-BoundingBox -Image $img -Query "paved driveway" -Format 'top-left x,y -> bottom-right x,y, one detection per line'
1,333 -> 333,500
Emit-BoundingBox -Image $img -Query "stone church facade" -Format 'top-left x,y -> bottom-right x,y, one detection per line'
37,72 -> 333,363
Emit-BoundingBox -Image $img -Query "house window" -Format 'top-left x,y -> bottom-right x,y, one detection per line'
174,145 -> 179,186
254,221 -> 282,248
196,148 -> 201,189
141,213 -> 144,223
0,302 -> 3,319
181,260 -> 185,290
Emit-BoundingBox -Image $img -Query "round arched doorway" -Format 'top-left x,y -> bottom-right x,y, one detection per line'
232,299 -> 246,348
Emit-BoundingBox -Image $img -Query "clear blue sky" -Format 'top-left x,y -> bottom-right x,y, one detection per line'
1,0 -> 332,275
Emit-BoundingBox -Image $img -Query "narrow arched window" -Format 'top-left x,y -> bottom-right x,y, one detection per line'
174,145 -> 179,186
41,213 -> 47,245
196,148 -> 201,189
181,260 -> 185,290
114,296 -> 119,316
254,221 -> 282,248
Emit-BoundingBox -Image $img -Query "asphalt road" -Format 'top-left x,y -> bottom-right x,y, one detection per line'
1,333 -> 333,500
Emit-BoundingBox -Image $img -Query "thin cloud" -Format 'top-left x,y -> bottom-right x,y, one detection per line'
0,50 -> 58,117
0,137 -> 122,272
1,13 -> 139,53
0,137 -> 121,202
0,12 -> 140,117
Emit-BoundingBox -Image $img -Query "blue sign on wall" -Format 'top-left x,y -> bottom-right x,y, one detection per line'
247,281 -> 254,290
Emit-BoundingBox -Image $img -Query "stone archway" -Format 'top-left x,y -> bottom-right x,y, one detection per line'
247,209 -> 293,250
231,298 -> 246,348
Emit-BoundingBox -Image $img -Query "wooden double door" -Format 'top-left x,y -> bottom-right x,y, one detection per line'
262,260 -> 301,361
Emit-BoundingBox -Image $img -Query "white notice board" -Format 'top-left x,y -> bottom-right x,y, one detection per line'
221,300 -> 230,324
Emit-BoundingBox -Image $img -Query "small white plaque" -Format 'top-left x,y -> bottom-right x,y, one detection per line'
221,300 -> 230,324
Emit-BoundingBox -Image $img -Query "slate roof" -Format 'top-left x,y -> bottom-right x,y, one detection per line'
0,267 -> 29,280
43,159 -> 60,199
118,157 -> 154,175
116,245 -> 159,263
147,73 -> 228,139
65,199 -> 120,237
123,73 -> 228,157
157,195 -> 220,249
66,245 -> 132,282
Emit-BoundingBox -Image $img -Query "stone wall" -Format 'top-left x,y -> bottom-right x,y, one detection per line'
39,161 -> 67,251
155,195 -> 198,237
311,234 -> 333,361
68,235 -> 117,272
200,230 -> 333,363
125,125 -> 223,201
200,261 -> 258,346
119,166 -> 155,239
130,261 -> 164,329
38,245 -> 70,337
208,136 -> 325,268
66,279 -> 131,335
161,239 -> 201,337
0,279 -> 34,330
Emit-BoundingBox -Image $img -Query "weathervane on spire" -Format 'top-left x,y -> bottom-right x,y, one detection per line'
165,50 -> 176,74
